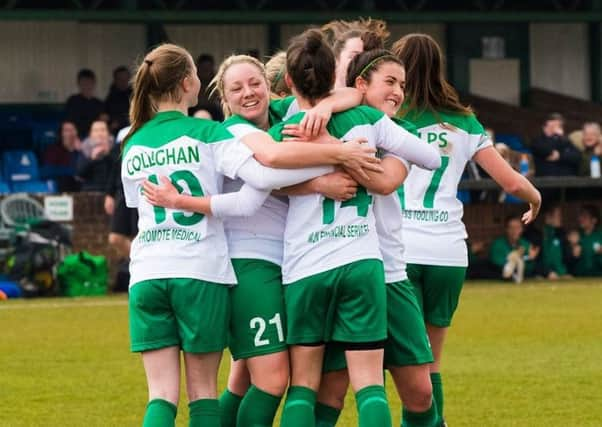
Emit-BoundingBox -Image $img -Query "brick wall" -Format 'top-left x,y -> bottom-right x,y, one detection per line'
71,192 -> 120,274
5,193 -> 599,290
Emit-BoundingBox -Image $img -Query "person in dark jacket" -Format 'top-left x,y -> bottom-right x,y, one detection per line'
65,69 -> 106,138
105,66 -> 132,136
531,113 -> 581,177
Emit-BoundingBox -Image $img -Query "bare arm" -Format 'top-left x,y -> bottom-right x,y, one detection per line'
344,156 -> 408,196
240,132 -> 382,180
299,87 -> 363,137
474,146 -> 542,224
278,170 -> 359,201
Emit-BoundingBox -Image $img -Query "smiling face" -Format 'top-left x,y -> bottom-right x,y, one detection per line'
222,62 -> 270,126
356,61 -> 405,118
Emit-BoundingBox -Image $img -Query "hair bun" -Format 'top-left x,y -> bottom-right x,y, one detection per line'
304,29 -> 324,54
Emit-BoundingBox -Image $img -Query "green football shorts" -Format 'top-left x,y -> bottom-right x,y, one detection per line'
285,259 -> 386,345
406,264 -> 467,327
322,279 -> 433,372
129,278 -> 229,353
229,258 -> 287,360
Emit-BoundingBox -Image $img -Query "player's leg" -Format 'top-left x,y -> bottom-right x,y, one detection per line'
420,265 -> 466,426
385,279 -> 438,427
171,278 -> 230,427
219,358 -> 249,427
336,260 -> 391,427
129,279 -> 181,426
184,351 -> 223,427
229,259 -> 289,427
280,269 -> 333,427
141,347 -> 181,427
315,344 -> 350,426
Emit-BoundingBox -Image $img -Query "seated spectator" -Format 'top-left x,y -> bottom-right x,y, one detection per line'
76,120 -> 116,192
531,113 -> 581,177
105,66 -> 132,136
579,122 -> 602,176
566,205 -> 602,276
489,215 -> 539,283
43,120 -> 82,192
538,205 -> 570,280
65,68 -> 106,138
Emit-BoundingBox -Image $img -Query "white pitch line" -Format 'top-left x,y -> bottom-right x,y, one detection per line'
0,299 -> 128,310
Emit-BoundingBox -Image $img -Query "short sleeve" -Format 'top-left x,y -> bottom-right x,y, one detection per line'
467,115 -> 493,156
121,160 -> 140,208
268,96 -> 298,124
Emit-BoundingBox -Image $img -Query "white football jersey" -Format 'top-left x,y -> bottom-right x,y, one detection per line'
122,111 -> 252,286
400,110 -> 493,267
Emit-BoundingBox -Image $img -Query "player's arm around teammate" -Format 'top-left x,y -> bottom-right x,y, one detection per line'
315,50 -> 443,427
272,29 -> 413,427
121,44 -> 235,427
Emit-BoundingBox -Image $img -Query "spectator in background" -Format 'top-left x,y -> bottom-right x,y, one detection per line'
531,113 -> 581,177
579,122 -> 602,176
489,215 -> 539,283
194,53 -> 223,121
105,66 -> 132,136
566,205 -> 602,276
538,205 -> 570,280
105,127 -> 137,292
43,120 -> 82,192
76,120 -> 116,191
65,69 -> 106,138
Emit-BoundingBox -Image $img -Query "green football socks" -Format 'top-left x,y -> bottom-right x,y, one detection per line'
430,373 -> 444,425
236,385 -> 281,427
189,398 -> 220,427
402,400 -> 438,427
280,386 -> 317,427
219,389 -> 243,427
315,401 -> 342,427
143,399 -> 177,427
356,385 -> 392,427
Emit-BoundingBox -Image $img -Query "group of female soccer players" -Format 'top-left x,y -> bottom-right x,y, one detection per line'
121,18 -> 542,427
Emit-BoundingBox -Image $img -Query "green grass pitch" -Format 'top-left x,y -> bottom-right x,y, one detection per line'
1,280 -> 601,426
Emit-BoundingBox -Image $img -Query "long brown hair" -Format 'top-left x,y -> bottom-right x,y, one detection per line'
125,43 -> 195,145
392,33 -> 472,117
287,29 -> 336,104
321,18 -> 389,58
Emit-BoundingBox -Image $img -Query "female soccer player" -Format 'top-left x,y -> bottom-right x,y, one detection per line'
265,51 -> 290,98
321,18 -> 389,89
123,43 -> 361,427
143,53 -> 380,427
270,29 -> 440,427
312,49 -> 442,427
392,33 -> 542,426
